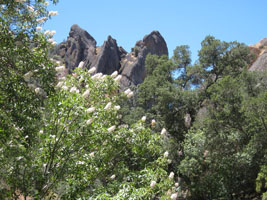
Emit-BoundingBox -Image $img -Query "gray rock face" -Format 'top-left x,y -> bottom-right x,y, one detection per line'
56,24 -> 168,87
57,24 -> 97,71
250,51 -> 267,71
249,38 -> 267,71
95,36 -> 121,75
120,31 -> 168,87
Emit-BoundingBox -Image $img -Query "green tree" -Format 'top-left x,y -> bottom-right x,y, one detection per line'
0,0 -> 58,198
0,2 -> 179,198
180,71 -> 267,199
198,35 -> 252,89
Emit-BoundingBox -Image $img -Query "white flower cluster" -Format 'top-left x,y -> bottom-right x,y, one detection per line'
36,17 -> 47,23
110,174 -> 116,180
45,30 -> 56,37
86,119 -> 93,125
124,88 -> 134,98
91,73 -> 103,80
150,180 -> 156,188
164,151 -> 169,158
26,5 -> 34,12
48,11 -> 58,17
86,107 -> 95,113
141,116 -> 146,122
48,38 -> 57,46
107,125 -> 116,133
170,193 -> 178,200
23,71 -> 47,97
15,0 -> 26,3
82,89 -> 90,98
55,65 -> 65,72
104,102 -> 112,110
70,86 -> 79,93
88,67 -> 96,74
89,152 -> 95,157
151,119 -> 156,127
114,105 -> 120,110
36,26 -> 42,31
161,128 -> 167,136
23,71 -> 33,82
169,172 -> 174,179
111,71 -> 118,78
56,81 -> 64,88
78,61 -> 84,69
35,87 -> 47,96
114,74 -> 122,83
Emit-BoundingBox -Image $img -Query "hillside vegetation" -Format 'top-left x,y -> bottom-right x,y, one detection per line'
0,1 -> 266,199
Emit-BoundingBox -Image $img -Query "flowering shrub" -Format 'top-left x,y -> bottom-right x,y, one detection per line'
0,1 -> 180,196
36,66 -> 179,199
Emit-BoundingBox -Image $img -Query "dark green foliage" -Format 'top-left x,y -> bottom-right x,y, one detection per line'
180,71 -> 267,199
121,35 -> 265,199
121,54 -> 199,143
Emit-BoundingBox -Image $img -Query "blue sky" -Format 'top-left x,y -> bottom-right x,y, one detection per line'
44,0 -> 267,63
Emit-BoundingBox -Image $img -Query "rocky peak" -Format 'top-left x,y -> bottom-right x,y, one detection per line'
120,30 -> 168,87
55,25 -> 168,87
69,24 -> 96,47
94,35 -> 121,74
142,30 -> 168,56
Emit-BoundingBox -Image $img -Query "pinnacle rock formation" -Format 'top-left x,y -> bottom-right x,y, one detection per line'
55,24 -> 168,87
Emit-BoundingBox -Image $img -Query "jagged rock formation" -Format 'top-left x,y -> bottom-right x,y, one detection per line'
120,31 -> 168,87
249,38 -> 267,71
56,24 -> 168,87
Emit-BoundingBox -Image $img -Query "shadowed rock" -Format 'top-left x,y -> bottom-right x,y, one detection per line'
95,36 -> 121,75
57,24 -> 97,71
56,25 -> 168,87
